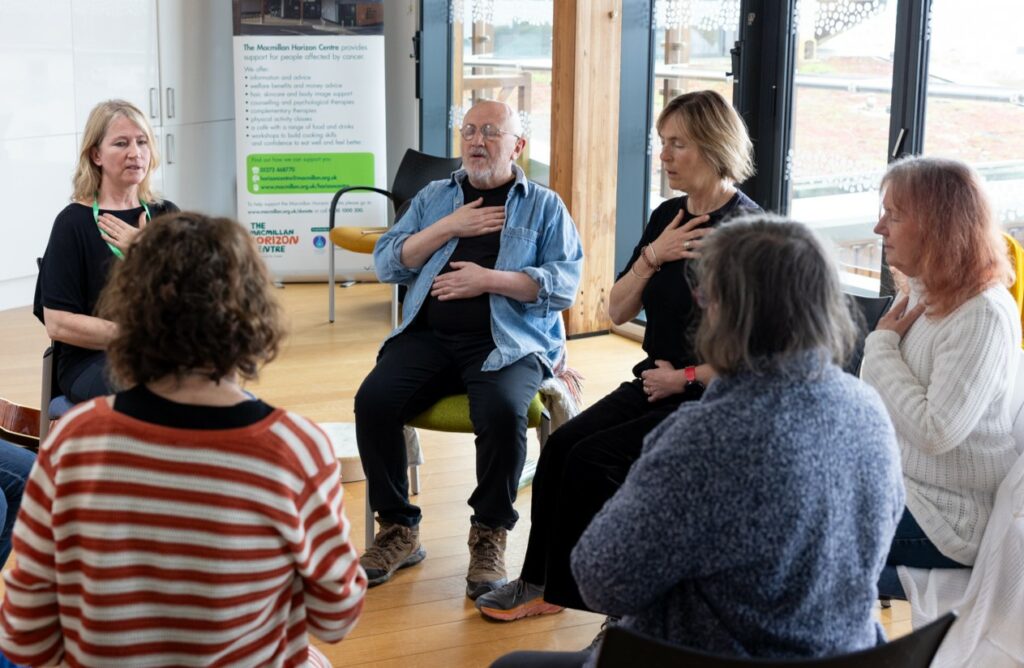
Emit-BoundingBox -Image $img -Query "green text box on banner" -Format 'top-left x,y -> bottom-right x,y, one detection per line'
246,153 -> 375,194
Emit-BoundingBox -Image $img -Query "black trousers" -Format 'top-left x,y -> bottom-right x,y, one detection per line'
490,650 -> 590,668
520,377 -> 699,610
66,351 -> 113,404
354,328 -> 544,530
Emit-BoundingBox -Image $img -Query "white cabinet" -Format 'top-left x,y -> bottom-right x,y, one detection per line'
69,0 -> 236,215
0,0 -> 77,140
155,0 -> 236,216
157,0 -> 234,126
71,0 -> 162,130
159,120 -> 236,218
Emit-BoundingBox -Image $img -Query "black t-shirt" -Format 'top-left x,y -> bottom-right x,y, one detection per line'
113,384 -> 275,429
619,190 -> 760,378
418,179 -> 513,335
34,200 -> 179,395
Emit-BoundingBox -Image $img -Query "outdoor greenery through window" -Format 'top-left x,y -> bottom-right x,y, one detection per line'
450,0 -> 553,185
790,0 -> 896,295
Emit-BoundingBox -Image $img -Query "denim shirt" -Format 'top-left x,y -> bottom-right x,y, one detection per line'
373,164 -> 583,375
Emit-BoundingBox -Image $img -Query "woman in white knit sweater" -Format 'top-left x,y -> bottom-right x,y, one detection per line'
862,156 -> 1020,586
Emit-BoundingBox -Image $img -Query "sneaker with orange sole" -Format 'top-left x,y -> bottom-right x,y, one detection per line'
475,578 -> 565,621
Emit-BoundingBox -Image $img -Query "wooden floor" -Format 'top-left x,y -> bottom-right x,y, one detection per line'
0,283 -> 910,666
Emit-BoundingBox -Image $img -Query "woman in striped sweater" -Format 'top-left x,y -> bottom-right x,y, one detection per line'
863,156 -> 1020,590
0,212 -> 366,667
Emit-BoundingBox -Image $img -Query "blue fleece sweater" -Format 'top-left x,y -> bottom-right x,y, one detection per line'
571,350 -> 905,659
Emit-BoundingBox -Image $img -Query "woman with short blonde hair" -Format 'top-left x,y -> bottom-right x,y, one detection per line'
476,89 -> 760,625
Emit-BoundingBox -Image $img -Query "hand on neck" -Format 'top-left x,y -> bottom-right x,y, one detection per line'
97,182 -> 141,210
686,180 -> 736,217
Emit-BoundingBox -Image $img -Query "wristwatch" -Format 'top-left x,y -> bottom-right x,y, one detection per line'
684,366 -> 705,393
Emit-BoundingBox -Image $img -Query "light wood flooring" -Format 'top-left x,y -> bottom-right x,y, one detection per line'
0,283 -> 910,666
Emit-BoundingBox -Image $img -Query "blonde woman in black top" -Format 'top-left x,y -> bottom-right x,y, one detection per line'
476,90 -> 760,621
34,100 -> 178,402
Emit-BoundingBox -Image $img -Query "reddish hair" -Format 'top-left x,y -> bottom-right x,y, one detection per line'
881,156 -> 1011,317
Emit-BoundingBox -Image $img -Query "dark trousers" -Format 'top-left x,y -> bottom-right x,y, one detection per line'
490,650 -> 590,668
66,351 -> 112,404
0,440 -> 37,565
877,507 -> 971,599
520,378 -> 698,610
354,328 -> 544,530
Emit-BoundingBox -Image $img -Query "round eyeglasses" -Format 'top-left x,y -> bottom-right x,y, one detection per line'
459,123 -> 520,142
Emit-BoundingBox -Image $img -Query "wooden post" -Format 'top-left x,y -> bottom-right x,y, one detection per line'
550,0 -> 621,337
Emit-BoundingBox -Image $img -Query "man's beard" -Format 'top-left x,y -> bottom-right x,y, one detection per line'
463,161 -> 499,185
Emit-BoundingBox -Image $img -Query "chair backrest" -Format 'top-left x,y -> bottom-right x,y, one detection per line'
843,293 -> 895,376
1003,233 -> 1024,349
39,345 -> 61,441
389,149 -> 463,213
595,612 -> 957,668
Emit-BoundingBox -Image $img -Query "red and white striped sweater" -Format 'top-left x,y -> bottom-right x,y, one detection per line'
0,399 -> 366,667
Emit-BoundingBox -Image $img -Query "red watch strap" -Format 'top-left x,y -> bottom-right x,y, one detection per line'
684,366 -> 697,383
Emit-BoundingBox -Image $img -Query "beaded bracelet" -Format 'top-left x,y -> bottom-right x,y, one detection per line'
641,244 -> 661,271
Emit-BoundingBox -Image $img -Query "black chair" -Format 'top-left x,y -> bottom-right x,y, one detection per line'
36,258 -> 75,441
40,345 -> 74,442
327,148 -> 463,323
843,293 -> 895,376
595,611 -> 957,668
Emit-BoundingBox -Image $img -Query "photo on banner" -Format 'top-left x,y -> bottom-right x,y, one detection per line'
232,0 -> 387,281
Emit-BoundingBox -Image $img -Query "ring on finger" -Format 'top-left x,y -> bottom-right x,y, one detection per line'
684,240 -> 692,250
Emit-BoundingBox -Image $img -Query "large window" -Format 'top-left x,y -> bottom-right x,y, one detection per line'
923,0 -> 1024,239
648,0 -> 739,211
450,0 -> 553,184
789,0 -> 898,294
423,0 -> 1022,305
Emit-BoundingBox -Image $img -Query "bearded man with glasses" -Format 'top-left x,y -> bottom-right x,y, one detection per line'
355,100 -> 583,600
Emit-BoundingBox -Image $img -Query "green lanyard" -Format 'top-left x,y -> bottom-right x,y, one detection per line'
92,195 -> 151,260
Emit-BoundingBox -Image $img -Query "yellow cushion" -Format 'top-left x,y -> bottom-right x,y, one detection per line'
330,226 -> 388,254
408,393 -> 545,432
1004,233 -> 1024,349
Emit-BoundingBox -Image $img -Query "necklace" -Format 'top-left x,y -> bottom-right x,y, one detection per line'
92,194 -> 151,260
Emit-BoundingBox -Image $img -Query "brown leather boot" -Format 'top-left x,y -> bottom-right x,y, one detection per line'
360,520 -> 426,587
466,522 -> 508,600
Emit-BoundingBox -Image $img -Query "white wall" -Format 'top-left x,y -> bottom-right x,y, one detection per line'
0,0 -> 79,311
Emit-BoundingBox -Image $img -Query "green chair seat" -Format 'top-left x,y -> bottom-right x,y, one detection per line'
407,392 -> 545,432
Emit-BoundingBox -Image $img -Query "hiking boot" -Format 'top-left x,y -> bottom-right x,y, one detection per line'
360,520 -> 426,587
583,616 -> 620,652
465,522 -> 507,600
475,578 -> 564,621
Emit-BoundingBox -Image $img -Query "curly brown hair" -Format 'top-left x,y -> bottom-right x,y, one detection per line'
98,211 -> 284,387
